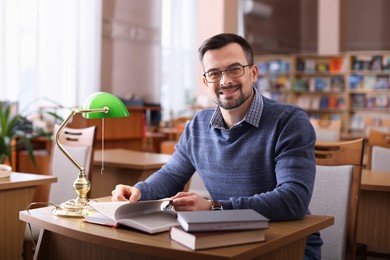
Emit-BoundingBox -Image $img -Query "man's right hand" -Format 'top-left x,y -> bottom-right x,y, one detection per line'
111,184 -> 141,202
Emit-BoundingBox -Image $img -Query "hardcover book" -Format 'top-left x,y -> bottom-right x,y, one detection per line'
86,200 -> 178,234
177,209 -> 269,232
329,58 -> 344,73
170,225 -> 267,250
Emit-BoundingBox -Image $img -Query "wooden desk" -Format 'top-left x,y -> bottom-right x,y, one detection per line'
357,169 -> 390,254
19,205 -> 333,260
0,172 -> 57,260
90,149 -> 171,198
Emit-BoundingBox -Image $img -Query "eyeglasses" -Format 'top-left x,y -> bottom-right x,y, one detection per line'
203,64 -> 252,83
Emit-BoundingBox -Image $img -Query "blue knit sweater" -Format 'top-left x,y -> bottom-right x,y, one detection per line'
135,90 -> 322,259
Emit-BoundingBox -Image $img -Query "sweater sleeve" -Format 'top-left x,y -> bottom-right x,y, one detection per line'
134,124 -> 196,200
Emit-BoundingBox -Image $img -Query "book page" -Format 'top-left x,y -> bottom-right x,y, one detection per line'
89,201 -> 128,220
114,199 -> 171,220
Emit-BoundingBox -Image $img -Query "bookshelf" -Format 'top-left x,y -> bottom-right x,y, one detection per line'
346,51 -> 390,137
254,51 -> 390,139
254,55 -> 294,104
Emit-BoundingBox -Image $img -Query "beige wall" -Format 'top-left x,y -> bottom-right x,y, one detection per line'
101,0 -> 162,103
245,0 -> 390,54
196,0 -> 239,98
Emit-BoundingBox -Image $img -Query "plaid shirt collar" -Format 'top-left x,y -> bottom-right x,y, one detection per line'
209,87 -> 263,129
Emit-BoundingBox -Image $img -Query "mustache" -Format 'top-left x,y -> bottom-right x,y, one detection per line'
217,83 -> 241,92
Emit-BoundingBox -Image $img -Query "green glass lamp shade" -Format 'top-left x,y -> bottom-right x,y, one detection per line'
82,92 -> 130,119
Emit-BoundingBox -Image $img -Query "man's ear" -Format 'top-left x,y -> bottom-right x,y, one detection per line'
251,64 -> 259,83
202,77 -> 209,88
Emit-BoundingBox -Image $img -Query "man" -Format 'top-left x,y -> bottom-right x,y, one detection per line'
112,33 -> 322,259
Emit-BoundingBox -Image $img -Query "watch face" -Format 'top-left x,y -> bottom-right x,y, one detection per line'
211,200 -> 223,210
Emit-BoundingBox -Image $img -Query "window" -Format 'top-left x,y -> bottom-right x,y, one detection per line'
161,0 -> 197,121
0,0 -> 102,114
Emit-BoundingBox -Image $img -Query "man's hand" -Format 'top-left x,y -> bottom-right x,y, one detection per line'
111,184 -> 141,202
169,192 -> 212,211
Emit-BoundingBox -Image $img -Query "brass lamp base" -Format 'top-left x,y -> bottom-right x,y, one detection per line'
52,198 -> 95,217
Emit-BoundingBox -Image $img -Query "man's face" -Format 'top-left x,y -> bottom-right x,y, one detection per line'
202,43 -> 258,110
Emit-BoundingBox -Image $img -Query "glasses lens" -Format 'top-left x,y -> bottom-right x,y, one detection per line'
204,65 -> 249,83
205,71 -> 222,83
226,66 -> 244,78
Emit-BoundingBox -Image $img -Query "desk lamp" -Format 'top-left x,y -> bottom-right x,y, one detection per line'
52,92 -> 129,217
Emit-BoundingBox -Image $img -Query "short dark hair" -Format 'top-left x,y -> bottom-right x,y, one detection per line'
198,33 -> 254,65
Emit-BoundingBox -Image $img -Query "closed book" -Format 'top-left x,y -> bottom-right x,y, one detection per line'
170,226 -> 267,250
177,209 -> 269,232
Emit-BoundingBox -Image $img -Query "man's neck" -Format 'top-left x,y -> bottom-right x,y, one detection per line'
221,90 -> 254,129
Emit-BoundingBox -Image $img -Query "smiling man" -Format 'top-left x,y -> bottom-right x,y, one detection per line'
112,33 -> 322,259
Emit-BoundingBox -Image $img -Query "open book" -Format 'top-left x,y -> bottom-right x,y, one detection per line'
86,200 -> 178,234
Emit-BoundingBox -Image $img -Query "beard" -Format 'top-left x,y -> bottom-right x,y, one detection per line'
214,84 -> 253,110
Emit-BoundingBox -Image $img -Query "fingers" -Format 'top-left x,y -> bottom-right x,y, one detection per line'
170,192 -> 211,211
170,191 -> 196,200
111,184 -> 141,202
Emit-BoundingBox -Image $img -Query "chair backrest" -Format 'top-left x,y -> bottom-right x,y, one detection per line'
49,125 -> 96,204
364,117 -> 390,137
367,129 -> 390,171
310,118 -> 341,142
309,138 -> 364,260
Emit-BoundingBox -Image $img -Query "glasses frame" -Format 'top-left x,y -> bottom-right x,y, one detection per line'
203,64 -> 253,83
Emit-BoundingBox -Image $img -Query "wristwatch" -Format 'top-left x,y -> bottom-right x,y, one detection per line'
210,200 -> 223,211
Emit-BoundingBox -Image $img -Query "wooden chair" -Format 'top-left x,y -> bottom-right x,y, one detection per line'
367,129 -> 390,171
23,125 -> 97,260
309,138 -> 364,260
363,117 -> 390,138
310,118 -> 342,142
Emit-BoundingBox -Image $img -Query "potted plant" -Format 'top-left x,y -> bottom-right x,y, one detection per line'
0,102 -> 61,168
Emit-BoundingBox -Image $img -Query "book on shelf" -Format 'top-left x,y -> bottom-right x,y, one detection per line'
297,96 -> 311,109
337,97 -> 346,109
350,114 -> 364,132
170,225 -> 267,250
305,59 -> 316,73
329,57 -> 344,73
383,55 -> 390,70
366,95 -> 376,109
296,59 -> 306,72
375,94 -> 389,108
363,75 -> 377,90
330,76 -> 345,92
311,96 -> 321,110
319,96 -> 329,109
352,55 -> 372,70
316,62 -> 329,73
375,74 -> 390,89
351,94 -> 366,109
327,96 -> 338,109
86,200 -> 178,234
176,209 -> 269,232
349,75 -> 363,90
293,79 -> 308,92
256,62 -> 268,74
312,77 -> 331,92
370,55 -> 383,70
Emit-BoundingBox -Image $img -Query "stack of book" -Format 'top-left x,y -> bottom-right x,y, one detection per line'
170,209 -> 269,250
85,201 -> 269,250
